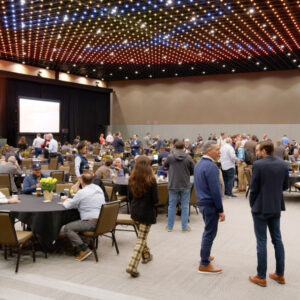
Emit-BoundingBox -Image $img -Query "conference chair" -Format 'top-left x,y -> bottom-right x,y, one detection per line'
41,164 -> 49,170
103,183 -> 114,202
189,187 -> 199,214
58,165 -> 70,172
49,157 -> 58,170
116,214 -> 138,237
93,148 -> 100,155
155,183 -> 169,216
0,173 -> 11,194
50,171 -> 64,184
55,183 -> 73,194
81,201 -> 121,262
21,159 -> 32,170
244,167 -> 252,198
0,212 -> 35,273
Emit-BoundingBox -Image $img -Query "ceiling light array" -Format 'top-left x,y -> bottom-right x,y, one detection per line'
0,0 -> 299,81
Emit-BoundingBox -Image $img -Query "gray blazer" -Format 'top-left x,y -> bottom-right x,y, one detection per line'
0,162 -> 22,193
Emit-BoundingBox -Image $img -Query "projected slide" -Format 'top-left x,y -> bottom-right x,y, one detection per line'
19,97 -> 60,133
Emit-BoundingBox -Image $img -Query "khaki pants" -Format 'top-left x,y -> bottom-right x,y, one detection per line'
237,162 -> 247,191
127,222 -> 151,273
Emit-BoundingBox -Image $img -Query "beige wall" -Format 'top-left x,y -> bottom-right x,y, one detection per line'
109,69 -> 300,125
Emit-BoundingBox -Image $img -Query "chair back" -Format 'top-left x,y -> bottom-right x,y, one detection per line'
21,159 -> 32,170
55,183 -> 73,193
50,171 -> 64,183
49,157 -> 58,170
244,168 -> 252,185
156,183 -> 169,206
93,148 -> 100,155
152,165 -> 159,174
94,201 -> 121,236
59,165 -> 70,172
0,212 -> 18,245
104,185 -> 114,202
93,163 -> 102,174
0,187 -> 10,197
41,164 -> 49,170
69,162 -> 76,176
0,173 -> 11,192
190,187 -> 197,206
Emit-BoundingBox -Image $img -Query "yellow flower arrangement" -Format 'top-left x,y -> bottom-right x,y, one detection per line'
40,177 -> 57,192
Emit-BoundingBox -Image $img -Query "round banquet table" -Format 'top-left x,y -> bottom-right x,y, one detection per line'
0,194 -> 79,249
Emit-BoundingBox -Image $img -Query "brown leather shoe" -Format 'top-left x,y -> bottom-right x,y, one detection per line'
269,273 -> 285,284
198,263 -> 222,274
249,275 -> 267,287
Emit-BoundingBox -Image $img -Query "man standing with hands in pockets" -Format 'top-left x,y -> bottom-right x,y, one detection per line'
249,141 -> 288,287
194,141 -> 225,274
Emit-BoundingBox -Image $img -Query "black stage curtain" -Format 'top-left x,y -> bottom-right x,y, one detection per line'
6,79 -> 110,145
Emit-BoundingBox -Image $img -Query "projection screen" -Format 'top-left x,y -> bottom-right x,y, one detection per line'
19,97 -> 60,133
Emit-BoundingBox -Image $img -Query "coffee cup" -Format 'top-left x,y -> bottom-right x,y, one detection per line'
12,194 -> 18,200
36,188 -> 42,196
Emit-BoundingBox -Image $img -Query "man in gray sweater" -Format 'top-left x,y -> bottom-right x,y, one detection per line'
164,140 -> 194,232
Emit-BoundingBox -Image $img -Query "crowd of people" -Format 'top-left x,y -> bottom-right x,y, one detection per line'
0,130 -> 296,286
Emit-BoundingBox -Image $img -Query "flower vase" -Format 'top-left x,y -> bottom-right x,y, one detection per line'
44,190 -> 53,201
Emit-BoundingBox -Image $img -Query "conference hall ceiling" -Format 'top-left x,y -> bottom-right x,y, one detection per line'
0,0 -> 299,81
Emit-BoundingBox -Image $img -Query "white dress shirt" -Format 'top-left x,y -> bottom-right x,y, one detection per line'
0,192 -> 8,204
48,138 -> 58,153
32,137 -> 44,148
220,143 -> 238,170
63,184 -> 105,220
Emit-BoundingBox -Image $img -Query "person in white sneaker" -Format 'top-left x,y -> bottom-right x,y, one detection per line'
63,173 -> 105,261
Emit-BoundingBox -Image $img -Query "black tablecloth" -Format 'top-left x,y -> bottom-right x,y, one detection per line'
0,194 -> 79,248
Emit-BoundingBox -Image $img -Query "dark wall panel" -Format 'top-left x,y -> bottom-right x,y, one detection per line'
5,79 -> 110,145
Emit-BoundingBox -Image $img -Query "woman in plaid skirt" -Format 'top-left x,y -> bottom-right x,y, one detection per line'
126,155 -> 159,278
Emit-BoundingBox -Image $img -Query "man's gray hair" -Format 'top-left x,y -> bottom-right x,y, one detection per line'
202,141 -> 217,154
8,155 -> 16,163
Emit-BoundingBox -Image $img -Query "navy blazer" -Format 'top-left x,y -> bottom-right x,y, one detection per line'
249,155 -> 289,214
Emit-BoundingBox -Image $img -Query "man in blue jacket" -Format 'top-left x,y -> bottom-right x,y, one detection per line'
249,140 -> 289,287
22,163 -> 48,194
194,141 -> 225,274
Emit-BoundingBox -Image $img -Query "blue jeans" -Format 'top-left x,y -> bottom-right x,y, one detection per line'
252,213 -> 285,278
199,206 -> 219,266
222,168 -> 235,195
168,189 -> 191,230
145,149 -> 150,156
34,148 -> 42,158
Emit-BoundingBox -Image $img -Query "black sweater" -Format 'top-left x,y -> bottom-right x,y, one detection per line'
129,180 -> 158,224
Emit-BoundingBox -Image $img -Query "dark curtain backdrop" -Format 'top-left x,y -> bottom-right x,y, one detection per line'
6,79 -> 110,145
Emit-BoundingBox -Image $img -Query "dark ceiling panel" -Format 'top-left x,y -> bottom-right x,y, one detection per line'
0,0 -> 299,81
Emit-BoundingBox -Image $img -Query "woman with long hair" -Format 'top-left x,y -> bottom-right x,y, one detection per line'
17,136 -> 28,151
126,155 -> 158,278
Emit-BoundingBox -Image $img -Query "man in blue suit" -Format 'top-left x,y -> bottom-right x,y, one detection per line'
249,140 -> 289,287
130,134 -> 141,156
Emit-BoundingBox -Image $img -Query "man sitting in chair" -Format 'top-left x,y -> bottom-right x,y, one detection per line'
22,163 -> 48,194
62,173 -> 105,261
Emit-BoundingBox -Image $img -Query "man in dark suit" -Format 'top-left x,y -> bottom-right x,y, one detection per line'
249,140 -> 289,287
